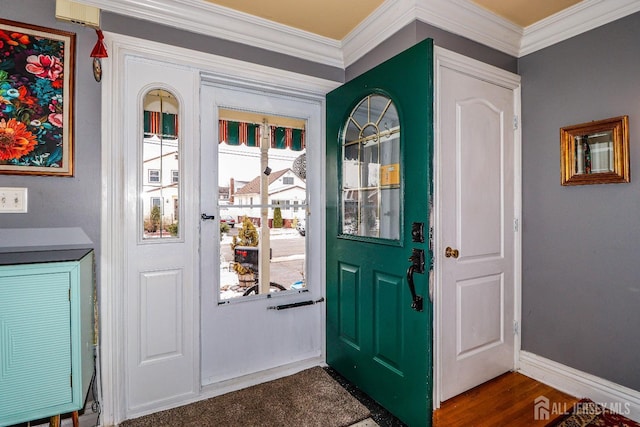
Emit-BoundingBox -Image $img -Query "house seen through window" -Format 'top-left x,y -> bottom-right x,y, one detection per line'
141,89 -> 180,240
218,110 -> 307,300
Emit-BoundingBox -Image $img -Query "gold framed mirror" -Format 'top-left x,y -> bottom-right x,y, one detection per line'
560,115 -> 630,186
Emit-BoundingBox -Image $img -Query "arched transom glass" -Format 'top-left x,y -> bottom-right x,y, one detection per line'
341,94 -> 401,240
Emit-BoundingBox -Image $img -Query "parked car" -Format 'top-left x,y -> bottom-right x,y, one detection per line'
220,215 -> 236,228
296,218 -> 305,236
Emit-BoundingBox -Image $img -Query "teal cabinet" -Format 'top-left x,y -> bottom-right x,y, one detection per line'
0,249 -> 94,427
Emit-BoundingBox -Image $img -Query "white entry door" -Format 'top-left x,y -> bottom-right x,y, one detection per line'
199,81 -> 325,386
436,49 -> 521,402
123,57 -> 199,415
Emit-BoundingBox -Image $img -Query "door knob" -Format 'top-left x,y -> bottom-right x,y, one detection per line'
445,247 -> 459,258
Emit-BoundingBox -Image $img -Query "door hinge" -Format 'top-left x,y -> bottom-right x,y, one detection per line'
514,218 -> 519,232
68,288 -> 71,301
513,115 -> 519,130
514,320 -> 519,335
70,374 -> 73,387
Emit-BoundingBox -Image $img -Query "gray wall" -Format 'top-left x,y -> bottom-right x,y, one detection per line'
346,21 -> 518,80
5,0 -> 637,393
519,12 -> 640,390
0,0 -> 101,255
101,12 -> 345,83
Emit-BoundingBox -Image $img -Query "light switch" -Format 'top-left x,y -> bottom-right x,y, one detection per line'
0,187 -> 28,213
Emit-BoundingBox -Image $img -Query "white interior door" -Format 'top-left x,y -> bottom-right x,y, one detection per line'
123,57 -> 199,416
436,49 -> 521,402
199,81 -> 325,387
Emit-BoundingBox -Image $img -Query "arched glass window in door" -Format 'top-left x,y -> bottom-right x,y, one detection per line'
341,94 -> 401,240
141,89 -> 180,240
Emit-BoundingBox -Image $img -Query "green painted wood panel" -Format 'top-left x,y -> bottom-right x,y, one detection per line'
326,39 -> 434,426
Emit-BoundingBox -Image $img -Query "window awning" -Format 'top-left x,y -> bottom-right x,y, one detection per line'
144,111 -> 178,139
219,120 -> 305,151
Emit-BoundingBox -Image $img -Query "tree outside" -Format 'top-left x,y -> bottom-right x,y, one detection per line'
273,207 -> 283,228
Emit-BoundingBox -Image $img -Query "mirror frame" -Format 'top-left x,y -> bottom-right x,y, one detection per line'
560,115 -> 630,186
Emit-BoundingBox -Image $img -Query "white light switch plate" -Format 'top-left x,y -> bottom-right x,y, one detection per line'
0,187 -> 28,213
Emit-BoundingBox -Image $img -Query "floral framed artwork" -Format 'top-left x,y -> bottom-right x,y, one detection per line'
0,19 -> 75,176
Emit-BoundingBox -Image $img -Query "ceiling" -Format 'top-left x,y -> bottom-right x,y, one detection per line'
471,0 -> 583,27
204,0 -> 583,39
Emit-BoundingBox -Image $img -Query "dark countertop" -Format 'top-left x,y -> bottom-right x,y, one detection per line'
0,248 -> 93,266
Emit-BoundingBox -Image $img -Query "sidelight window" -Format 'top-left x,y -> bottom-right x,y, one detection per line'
141,89 -> 180,239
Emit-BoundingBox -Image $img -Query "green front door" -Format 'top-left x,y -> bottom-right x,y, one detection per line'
326,39 -> 433,426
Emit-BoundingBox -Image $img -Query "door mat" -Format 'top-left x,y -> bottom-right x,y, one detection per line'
121,366 -> 371,427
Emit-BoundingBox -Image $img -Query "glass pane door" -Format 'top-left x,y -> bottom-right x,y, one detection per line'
217,112 -> 307,300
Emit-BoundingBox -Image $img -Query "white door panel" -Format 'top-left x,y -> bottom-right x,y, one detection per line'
138,269 -> 184,363
456,100 -> 504,259
439,60 -> 518,401
124,58 -> 199,414
456,274 -> 503,356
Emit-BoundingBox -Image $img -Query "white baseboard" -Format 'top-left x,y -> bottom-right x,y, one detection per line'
519,351 -> 640,422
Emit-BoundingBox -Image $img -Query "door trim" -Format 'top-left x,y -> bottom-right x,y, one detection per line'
100,32 -> 338,425
433,46 -> 522,408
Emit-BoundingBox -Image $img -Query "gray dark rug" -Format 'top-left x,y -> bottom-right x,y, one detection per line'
121,367 -> 371,427
547,398 -> 640,427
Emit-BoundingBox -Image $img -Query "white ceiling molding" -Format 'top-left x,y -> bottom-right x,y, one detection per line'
73,0 -> 344,68
341,0 -> 522,67
341,0 -> 418,67
520,0 -> 640,57
414,0 -> 522,57
75,0 -> 640,68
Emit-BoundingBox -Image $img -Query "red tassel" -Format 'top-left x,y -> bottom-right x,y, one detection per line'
90,29 -> 108,58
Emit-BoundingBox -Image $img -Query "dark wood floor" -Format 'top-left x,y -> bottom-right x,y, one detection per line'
433,372 -> 579,427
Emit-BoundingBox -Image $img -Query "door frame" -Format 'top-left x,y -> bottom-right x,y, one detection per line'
432,47 -> 522,408
99,32 -> 338,425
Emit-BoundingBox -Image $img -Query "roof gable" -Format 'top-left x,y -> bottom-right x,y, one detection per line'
235,169 -> 294,195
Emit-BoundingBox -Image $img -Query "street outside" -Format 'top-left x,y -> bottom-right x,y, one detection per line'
219,226 -> 306,299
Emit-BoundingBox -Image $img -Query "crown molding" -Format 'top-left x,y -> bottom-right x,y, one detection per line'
415,0 -> 522,57
341,0 -> 522,67
74,0 -> 344,68
76,0 -> 523,69
341,0 -> 417,67
520,0 -> 640,57
75,0 -> 640,68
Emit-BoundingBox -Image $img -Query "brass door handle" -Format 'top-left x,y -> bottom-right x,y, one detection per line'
445,247 -> 459,258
